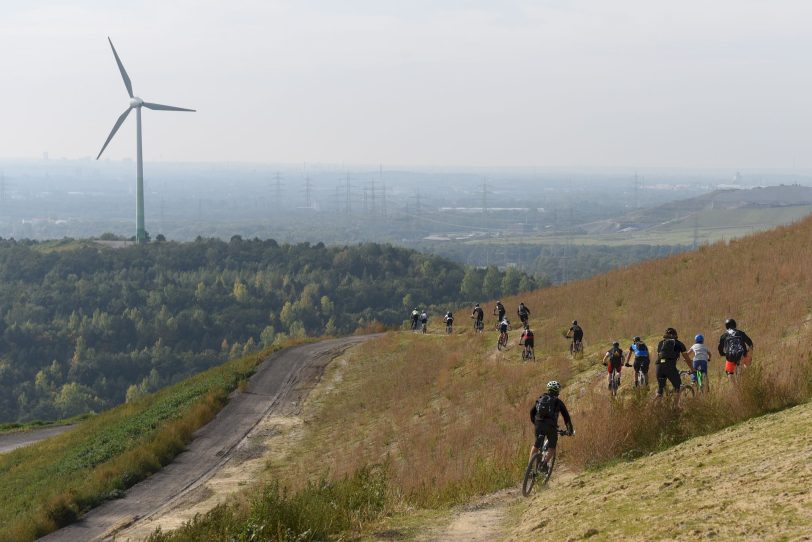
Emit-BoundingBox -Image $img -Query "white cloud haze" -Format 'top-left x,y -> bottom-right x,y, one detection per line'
1,0 -> 811,168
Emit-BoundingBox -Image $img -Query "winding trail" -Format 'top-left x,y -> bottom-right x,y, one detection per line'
40,336 -> 371,542
0,425 -> 74,455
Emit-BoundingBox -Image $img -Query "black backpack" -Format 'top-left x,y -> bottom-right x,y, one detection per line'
609,347 -> 623,363
725,332 -> 747,363
659,338 -> 678,362
534,394 -> 557,422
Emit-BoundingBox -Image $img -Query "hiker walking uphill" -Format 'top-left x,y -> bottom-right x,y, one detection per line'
655,328 -> 693,397
718,318 -> 754,377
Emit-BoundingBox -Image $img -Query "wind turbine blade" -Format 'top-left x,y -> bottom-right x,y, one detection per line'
96,108 -> 132,159
142,102 -> 196,112
108,37 -> 133,98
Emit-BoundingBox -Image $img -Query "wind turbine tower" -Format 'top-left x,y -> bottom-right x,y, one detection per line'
96,38 -> 195,243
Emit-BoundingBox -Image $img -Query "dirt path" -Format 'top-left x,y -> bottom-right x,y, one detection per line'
0,425 -> 74,455
40,336 -> 371,542
407,489 -> 517,542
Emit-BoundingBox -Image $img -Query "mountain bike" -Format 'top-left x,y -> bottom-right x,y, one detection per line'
626,362 -> 648,387
421,321 -> 428,334
691,367 -> 707,392
497,330 -> 508,350
521,343 -> 535,361
410,319 -> 418,332
678,370 -> 695,398
522,429 -> 570,496
569,340 -> 583,359
470,316 -> 484,333
444,319 -> 453,335
606,365 -> 621,397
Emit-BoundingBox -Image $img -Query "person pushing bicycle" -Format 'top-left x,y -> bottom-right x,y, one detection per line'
529,381 -> 574,471
655,328 -> 693,397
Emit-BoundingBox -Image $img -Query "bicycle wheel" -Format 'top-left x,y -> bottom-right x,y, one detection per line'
541,454 -> 556,485
679,384 -> 695,402
522,453 -> 542,496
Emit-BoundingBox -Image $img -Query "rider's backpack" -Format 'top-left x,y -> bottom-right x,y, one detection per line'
524,330 -> 534,340
534,394 -> 557,423
609,347 -> 623,363
724,331 -> 747,363
659,338 -> 678,362
634,342 -> 649,359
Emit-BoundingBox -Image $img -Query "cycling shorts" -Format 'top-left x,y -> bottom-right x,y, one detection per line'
725,351 -> 751,374
499,325 -> 508,333
693,359 -> 708,374
534,421 -> 559,450
523,338 -> 534,348
655,361 -> 681,396
633,357 -> 650,373
606,359 -> 623,373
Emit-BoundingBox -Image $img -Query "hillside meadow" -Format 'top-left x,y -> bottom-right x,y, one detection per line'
149,215 -> 812,540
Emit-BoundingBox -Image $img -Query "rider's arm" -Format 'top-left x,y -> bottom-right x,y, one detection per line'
558,400 -> 574,433
626,349 -> 633,363
529,404 -> 537,424
717,334 -> 726,357
742,331 -> 754,349
602,351 -> 610,364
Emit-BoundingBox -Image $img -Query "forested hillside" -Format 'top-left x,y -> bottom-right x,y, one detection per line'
0,237 -> 534,422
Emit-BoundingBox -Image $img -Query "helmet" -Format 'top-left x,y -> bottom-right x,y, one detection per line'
612,341 -> 620,348
546,380 -> 561,395
475,303 -> 480,307
572,320 -> 578,325
665,327 -> 678,338
725,318 -> 737,330
633,336 -> 641,343
695,334 -> 704,343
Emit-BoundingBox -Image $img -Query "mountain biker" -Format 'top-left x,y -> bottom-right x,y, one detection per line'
444,311 -> 454,333
603,341 -> 625,388
655,327 -> 693,397
566,320 -> 583,352
498,317 -> 511,343
494,300 -> 506,322
689,334 -> 711,388
529,380 -> 574,471
717,319 -> 754,377
471,303 -> 484,332
625,336 -> 651,387
419,310 -> 429,333
410,308 -> 419,331
520,325 -> 535,356
517,302 -> 531,326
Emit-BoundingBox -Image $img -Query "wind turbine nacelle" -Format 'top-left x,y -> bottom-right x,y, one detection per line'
129,97 -> 144,108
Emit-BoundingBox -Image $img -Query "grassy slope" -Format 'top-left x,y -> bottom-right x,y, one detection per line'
149,215 -> 812,540
0,347 -> 274,541
512,402 -> 812,541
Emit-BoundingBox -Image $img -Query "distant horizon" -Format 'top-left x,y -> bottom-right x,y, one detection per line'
2,2 -> 812,169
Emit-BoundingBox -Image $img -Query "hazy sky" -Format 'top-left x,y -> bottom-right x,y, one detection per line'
1,1 -> 811,168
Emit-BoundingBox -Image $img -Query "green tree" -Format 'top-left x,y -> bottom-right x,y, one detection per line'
482,266 -> 502,300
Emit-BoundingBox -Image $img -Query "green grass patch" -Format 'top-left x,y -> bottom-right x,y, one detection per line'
0,413 -> 92,435
0,346 -> 279,542
145,464 -> 391,542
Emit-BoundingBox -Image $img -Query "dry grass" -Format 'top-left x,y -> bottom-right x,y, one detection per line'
269,215 -> 812,509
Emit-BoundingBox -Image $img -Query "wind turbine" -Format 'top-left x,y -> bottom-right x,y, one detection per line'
96,37 -> 195,243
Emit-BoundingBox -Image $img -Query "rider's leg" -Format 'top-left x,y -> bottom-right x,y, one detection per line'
655,364 -> 667,397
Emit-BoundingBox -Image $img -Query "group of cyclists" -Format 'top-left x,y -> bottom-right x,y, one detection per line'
406,303 -> 755,490
601,319 -> 754,397
525,317 -> 754,491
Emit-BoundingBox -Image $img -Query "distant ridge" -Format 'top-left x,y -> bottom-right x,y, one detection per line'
581,184 -> 812,234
